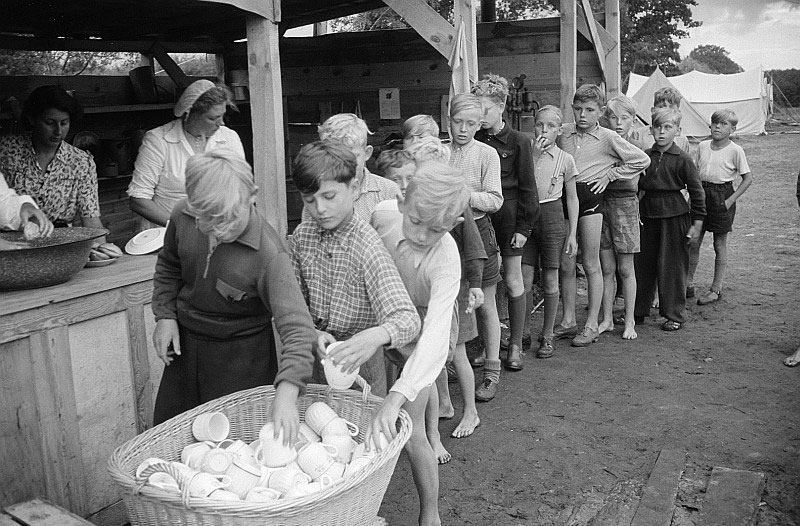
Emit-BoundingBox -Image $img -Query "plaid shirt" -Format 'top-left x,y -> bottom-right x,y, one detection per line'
301,169 -> 400,223
448,140 -> 503,219
290,214 -> 420,347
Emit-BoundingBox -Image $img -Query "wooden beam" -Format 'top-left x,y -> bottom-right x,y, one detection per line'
605,0 -> 621,98
575,7 -> 616,59
200,0 -> 280,23
0,35 -> 223,54
631,449 -> 685,526
579,0 -> 606,79
151,43 -> 191,90
453,0 -> 479,82
246,14 -> 288,237
560,0 -> 577,121
126,305 -> 153,433
481,0 -> 497,22
382,0 -> 456,61
696,467 -> 765,526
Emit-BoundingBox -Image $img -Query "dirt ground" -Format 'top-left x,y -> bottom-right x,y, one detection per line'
379,132 -> 800,525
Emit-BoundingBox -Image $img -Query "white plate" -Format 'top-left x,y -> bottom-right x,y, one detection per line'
85,257 -> 118,268
125,227 -> 166,255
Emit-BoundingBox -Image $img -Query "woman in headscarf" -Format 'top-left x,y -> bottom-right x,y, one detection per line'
127,80 -> 245,230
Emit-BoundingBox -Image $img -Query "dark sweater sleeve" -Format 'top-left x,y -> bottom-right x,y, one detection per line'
681,155 -> 706,222
515,135 -> 539,236
152,206 -> 184,321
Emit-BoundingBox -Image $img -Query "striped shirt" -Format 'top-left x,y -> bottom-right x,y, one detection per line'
448,140 -> 503,219
559,124 -> 650,185
290,214 -> 420,348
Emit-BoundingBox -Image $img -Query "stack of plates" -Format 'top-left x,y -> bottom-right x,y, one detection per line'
125,228 -> 166,255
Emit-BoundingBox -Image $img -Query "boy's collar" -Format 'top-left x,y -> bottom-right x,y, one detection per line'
182,204 -> 262,249
318,212 -> 357,237
575,123 -> 601,135
654,141 -> 681,155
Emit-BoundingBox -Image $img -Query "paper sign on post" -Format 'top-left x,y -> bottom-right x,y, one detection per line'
379,88 -> 401,120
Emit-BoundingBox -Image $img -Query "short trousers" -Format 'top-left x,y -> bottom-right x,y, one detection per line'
576,181 -> 604,217
475,215 -> 502,287
702,181 -> 735,233
490,198 -> 524,257
385,305 -> 459,367
522,200 -> 566,269
455,279 -> 478,345
600,195 -> 641,253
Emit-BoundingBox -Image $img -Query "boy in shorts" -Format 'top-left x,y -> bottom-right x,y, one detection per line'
447,93 -> 504,401
598,95 -> 646,340
367,161 -> 469,526
522,106 -> 579,358
687,109 -> 753,305
635,108 -> 705,330
473,74 -> 539,372
557,85 -> 650,347
290,141 -> 420,397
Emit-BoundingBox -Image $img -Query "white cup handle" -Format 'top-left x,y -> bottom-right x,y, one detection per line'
215,475 -> 232,488
318,473 -> 335,487
344,420 -> 359,437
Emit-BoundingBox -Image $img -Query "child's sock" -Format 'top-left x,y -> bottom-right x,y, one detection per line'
508,292 -> 527,348
484,359 -> 501,383
542,291 -> 559,337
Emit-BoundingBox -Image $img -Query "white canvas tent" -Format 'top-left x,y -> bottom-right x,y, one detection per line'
627,68 -> 709,138
627,68 -> 771,136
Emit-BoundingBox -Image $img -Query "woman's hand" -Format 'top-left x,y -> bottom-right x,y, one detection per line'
153,319 -> 181,365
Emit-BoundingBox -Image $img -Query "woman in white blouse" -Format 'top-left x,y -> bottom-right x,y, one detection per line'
127,80 -> 245,229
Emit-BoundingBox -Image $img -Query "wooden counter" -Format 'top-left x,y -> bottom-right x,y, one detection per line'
0,255 -> 162,525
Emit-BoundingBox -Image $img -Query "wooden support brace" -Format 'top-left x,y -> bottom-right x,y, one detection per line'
579,0 -> 606,79
560,0 -> 577,120
382,0 -> 456,61
150,43 -> 190,90
200,0 -> 280,22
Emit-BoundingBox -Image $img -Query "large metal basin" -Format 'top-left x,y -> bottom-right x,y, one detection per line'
0,227 -> 108,290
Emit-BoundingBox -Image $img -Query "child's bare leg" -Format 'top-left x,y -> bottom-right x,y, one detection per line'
558,248 -> 578,328
403,386 -> 441,526
687,230 -> 706,288
425,383 -> 450,464
435,368 -> 455,419
710,232 -> 728,292
599,247 -> 617,334
451,342 -> 480,438
476,284 -> 501,363
579,214 -> 604,332
617,252 -> 638,340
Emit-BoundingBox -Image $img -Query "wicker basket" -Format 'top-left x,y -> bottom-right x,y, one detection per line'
108,382 -> 411,526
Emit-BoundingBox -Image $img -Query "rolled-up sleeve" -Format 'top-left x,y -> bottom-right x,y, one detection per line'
128,129 -> 166,200
0,172 -> 35,230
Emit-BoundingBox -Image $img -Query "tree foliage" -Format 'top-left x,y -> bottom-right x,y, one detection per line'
686,45 -> 742,74
0,50 -> 138,76
619,0 -> 701,78
770,69 -> 800,106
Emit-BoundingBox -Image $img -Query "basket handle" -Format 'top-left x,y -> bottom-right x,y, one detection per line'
135,462 -> 213,509
325,374 -> 371,402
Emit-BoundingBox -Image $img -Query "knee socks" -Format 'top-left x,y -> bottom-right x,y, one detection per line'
508,292 -> 527,348
542,291 -> 559,338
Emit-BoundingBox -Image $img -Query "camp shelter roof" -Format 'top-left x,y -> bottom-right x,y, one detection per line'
626,67 -> 710,138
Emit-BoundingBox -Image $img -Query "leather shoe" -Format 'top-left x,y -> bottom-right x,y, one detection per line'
552,324 -> 579,340
571,326 -> 599,347
504,344 -> 523,371
469,354 -> 485,368
475,377 -> 499,402
536,336 -> 554,359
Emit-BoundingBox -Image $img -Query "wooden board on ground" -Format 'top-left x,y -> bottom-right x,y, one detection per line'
0,514 -> 20,526
696,467 -> 765,526
3,498 -> 94,526
631,449 -> 686,526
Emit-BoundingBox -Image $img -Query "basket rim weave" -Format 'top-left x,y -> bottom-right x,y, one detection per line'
108,384 -> 411,518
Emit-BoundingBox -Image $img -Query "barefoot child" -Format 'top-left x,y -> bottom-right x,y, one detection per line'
473,74 -> 539,371
558,85 -> 650,347
634,108 -> 705,330
598,95 -> 647,340
687,109 -> 753,306
290,141 -> 420,396
368,161 -> 469,526
447,93 -> 504,401
522,106 -> 579,358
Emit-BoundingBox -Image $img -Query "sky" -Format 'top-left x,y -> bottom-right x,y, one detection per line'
677,0 -> 800,71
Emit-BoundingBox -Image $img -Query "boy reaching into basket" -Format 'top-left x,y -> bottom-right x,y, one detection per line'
346,161 -> 466,526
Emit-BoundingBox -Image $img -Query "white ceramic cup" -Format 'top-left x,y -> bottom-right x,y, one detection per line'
181,441 -> 216,470
304,402 -> 340,435
208,488 -> 240,501
322,433 -> 357,464
192,412 -> 230,442
257,422 -> 298,468
323,341 -> 359,389
245,486 -> 282,502
201,448 -> 234,475
136,457 -> 168,479
219,439 -> 258,468
296,442 -> 339,480
320,417 -> 359,438
225,459 -> 263,499
266,464 -> 312,494
147,472 -> 180,492
283,475 -> 334,499
187,472 -> 231,498
344,455 -> 374,478
296,423 -> 321,446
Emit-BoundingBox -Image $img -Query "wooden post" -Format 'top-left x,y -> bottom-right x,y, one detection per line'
605,0 -> 621,98
560,0 -> 577,121
579,0 -> 606,80
313,21 -> 327,36
453,0 -> 479,81
246,14 -> 287,237
215,53 -> 226,84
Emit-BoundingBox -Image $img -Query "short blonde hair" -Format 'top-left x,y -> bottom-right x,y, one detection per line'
405,136 -> 451,164
653,87 -> 682,108
449,93 -> 483,118
606,95 -> 637,119
402,115 -> 439,140
185,149 -> 255,238
651,107 -> 682,127
375,148 -> 415,176
711,108 -> 738,126
318,113 -> 372,150
405,162 -> 469,227
536,105 -> 563,125
471,73 -> 509,105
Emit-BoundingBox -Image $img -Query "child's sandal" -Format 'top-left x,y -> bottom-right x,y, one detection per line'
661,320 -> 682,331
